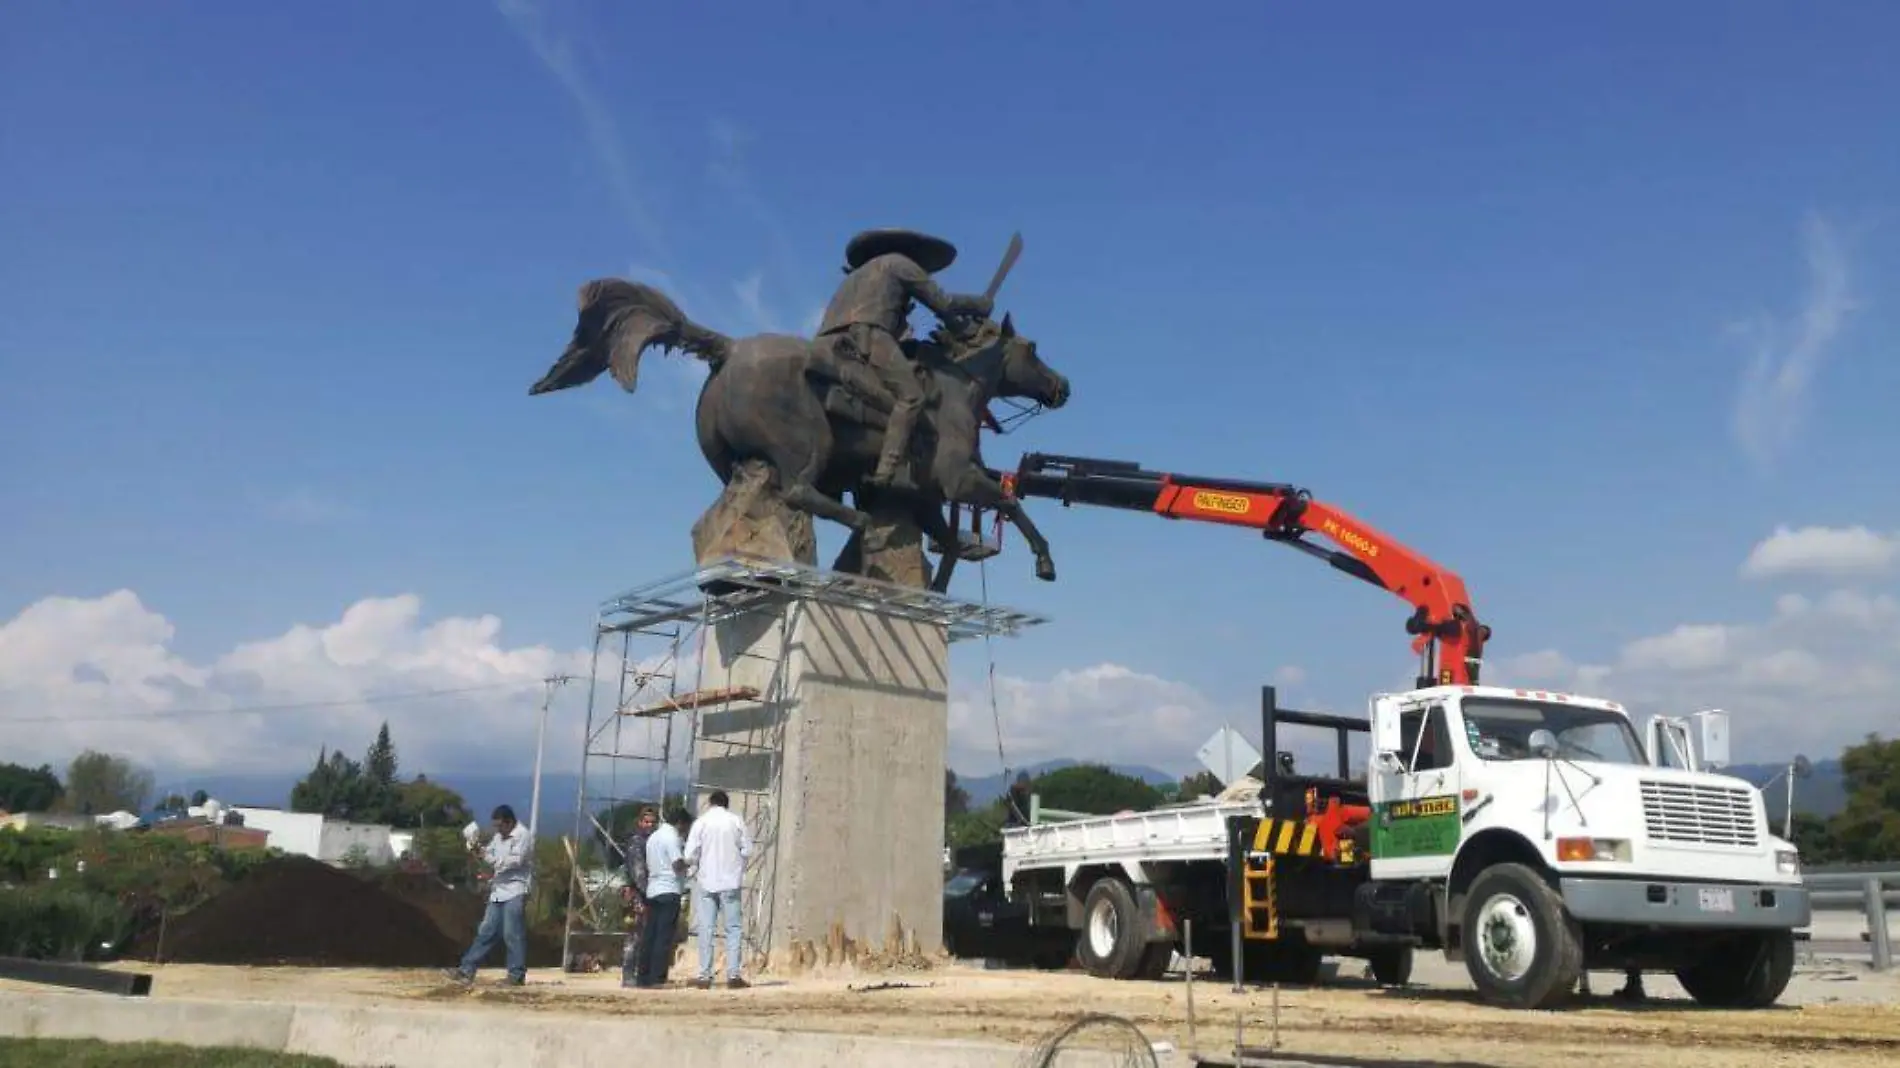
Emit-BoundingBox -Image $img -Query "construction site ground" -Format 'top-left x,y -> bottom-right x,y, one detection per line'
12,951 -> 1899,1068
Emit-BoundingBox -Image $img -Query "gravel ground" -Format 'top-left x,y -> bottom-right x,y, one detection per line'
11,951 -> 1893,1068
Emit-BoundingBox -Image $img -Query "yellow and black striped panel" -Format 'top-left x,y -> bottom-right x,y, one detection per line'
1247,816 -> 1323,858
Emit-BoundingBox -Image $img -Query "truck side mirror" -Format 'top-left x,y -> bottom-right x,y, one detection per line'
1528,729 -> 1559,758
1692,710 -> 1730,769
1372,704 -> 1402,758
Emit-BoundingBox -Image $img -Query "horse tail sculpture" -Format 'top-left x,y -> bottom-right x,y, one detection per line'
528,279 -> 733,396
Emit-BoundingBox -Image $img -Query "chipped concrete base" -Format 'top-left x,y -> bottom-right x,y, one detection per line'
693,596 -> 950,977
0,991 -> 1141,1067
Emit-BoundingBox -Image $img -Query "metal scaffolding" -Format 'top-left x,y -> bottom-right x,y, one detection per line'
560,553 -> 1048,971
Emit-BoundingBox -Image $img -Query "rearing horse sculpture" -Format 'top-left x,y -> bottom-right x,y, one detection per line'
528,279 -> 1069,590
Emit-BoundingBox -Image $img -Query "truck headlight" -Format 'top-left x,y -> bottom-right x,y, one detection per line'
1556,837 -> 1631,863
1776,849 -> 1800,876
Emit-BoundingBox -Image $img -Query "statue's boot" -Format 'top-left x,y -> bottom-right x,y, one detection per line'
865,463 -> 918,493
867,402 -> 921,493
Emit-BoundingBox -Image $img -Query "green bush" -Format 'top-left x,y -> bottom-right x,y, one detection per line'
0,826 -> 287,960
0,884 -> 129,961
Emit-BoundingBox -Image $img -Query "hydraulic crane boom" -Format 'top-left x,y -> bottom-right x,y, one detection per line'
997,453 -> 1492,688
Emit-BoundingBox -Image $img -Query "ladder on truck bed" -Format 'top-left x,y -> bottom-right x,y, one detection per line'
1223,686 -> 1374,947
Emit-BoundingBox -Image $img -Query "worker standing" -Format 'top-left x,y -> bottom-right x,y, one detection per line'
635,808 -> 691,988
682,789 -> 753,989
618,806 -> 658,989
446,804 -> 533,986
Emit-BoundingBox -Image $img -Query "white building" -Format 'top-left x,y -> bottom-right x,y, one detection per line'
230,806 -> 408,866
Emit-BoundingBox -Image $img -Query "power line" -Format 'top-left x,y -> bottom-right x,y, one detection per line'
0,682 -> 541,725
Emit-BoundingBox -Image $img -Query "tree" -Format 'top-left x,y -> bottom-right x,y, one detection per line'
393,775 -> 472,830
948,806 -> 1004,848
1827,734 -> 1900,862
365,722 -> 399,788
1177,771 -> 1224,803
58,751 -> 153,816
945,770 -> 971,820
289,748 -> 380,821
159,794 -> 188,815
1030,764 -> 1165,815
0,763 -> 63,813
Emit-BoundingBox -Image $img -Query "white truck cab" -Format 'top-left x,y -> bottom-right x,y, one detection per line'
1364,684 -> 1808,1008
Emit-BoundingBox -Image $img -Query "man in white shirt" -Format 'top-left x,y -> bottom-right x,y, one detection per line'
682,789 -> 753,989
635,807 -> 691,988
447,804 -> 533,986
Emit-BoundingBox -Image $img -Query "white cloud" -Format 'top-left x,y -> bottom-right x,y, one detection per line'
949,663 -> 1219,776
1742,524 -> 1899,580
0,590 -> 601,777
1731,213 -> 1858,468
494,0 -> 667,259
1491,583 -> 1900,761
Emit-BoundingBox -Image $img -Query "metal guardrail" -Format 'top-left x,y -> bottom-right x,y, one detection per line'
1803,870 -> 1896,971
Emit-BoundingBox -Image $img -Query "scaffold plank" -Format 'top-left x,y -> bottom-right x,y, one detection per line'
619,685 -> 761,718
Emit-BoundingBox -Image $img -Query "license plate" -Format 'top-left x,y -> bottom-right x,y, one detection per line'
1696,888 -> 1735,913
977,911 -> 994,927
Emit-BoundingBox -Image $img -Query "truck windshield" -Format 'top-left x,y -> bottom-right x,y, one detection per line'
1459,698 -> 1646,765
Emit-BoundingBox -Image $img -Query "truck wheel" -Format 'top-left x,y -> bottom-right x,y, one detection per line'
1133,941 -> 1175,980
1367,945 -> 1414,987
1675,930 -> 1795,1008
1460,863 -> 1583,1010
1076,878 -> 1145,979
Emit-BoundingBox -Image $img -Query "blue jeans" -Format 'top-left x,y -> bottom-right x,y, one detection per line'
459,896 -> 527,982
697,887 -> 744,980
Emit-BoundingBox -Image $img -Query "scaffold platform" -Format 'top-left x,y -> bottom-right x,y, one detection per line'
596,554 -> 1049,641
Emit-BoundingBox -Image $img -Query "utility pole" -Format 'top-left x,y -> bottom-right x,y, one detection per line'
529,675 -> 575,838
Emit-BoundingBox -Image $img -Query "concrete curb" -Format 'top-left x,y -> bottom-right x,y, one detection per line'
0,990 -> 1133,1067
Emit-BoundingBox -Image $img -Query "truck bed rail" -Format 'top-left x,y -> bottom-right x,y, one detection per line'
1001,800 -> 1262,881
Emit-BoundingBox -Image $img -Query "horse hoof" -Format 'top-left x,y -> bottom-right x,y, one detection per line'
1035,561 -> 1057,582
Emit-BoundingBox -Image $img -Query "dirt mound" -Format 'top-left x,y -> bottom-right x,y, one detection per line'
133,855 -> 461,967
373,870 -> 566,968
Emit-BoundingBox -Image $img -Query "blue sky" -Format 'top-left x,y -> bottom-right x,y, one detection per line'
4,2 -> 1898,780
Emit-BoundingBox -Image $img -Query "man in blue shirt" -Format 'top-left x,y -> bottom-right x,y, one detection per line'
446,804 -> 533,986
635,808 -> 691,988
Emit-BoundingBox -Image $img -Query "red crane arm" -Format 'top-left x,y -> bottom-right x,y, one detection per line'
998,453 -> 1492,687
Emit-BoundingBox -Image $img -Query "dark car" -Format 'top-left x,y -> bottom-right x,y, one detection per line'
942,843 -> 1073,969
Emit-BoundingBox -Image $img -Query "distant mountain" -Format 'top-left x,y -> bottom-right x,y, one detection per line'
1720,759 -> 1848,820
953,759 -> 1178,809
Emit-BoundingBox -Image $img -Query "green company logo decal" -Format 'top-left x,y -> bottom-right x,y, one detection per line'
1371,793 -> 1462,859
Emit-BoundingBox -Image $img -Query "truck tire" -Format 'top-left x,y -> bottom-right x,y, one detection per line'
1133,941 -> 1175,980
1367,945 -> 1414,987
1076,878 -> 1146,979
1460,863 -> 1583,1010
1675,930 -> 1796,1008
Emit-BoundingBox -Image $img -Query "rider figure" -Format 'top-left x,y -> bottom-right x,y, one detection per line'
817,229 -> 993,491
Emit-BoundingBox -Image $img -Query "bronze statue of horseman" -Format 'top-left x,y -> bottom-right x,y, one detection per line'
528,229 -> 1069,591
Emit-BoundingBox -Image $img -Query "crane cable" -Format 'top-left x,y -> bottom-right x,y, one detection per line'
975,515 -> 1028,824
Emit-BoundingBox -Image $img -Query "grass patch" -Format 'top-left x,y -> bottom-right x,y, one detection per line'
0,1037 -> 353,1067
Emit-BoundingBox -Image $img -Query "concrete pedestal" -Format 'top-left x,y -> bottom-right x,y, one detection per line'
693,597 -> 949,974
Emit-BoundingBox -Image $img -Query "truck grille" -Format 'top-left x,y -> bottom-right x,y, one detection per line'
1639,780 -> 1761,847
